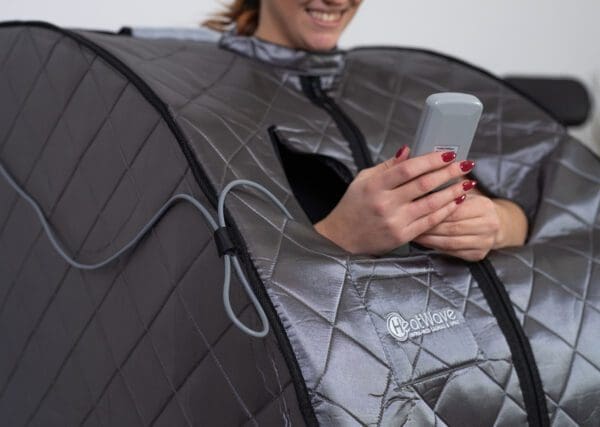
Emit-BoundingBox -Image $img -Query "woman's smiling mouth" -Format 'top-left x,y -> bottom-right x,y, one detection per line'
305,8 -> 346,25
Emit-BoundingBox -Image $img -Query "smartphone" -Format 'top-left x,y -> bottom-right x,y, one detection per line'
410,92 -> 483,161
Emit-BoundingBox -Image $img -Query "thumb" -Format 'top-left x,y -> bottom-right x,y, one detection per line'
356,145 -> 411,181
380,145 -> 410,170
394,145 -> 411,162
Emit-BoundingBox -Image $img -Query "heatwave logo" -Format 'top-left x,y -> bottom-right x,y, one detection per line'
386,308 -> 462,342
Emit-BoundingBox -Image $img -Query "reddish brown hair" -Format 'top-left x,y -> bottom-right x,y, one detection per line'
203,0 -> 260,36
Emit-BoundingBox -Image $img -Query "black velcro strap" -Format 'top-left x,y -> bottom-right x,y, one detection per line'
214,226 -> 236,257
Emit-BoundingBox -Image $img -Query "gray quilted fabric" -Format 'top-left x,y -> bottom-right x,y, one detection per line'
489,138 -> 600,425
1,22 -> 599,426
0,24 -> 304,426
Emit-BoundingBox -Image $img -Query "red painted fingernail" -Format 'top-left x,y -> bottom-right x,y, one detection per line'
460,160 -> 475,172
455,194 -> 467,205
462,180 -> 477,191
395,145 -> 408,158
441,151 -> 456,163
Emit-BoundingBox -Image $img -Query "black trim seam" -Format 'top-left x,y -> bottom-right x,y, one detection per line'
0,20 -> 319,427
469,259 -> 549,427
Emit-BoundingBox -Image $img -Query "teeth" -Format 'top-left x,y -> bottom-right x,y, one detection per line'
308,10 -> 342,22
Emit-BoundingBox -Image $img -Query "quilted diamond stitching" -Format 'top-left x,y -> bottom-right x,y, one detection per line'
2,27 -> 301,426
0,53 -> 123,398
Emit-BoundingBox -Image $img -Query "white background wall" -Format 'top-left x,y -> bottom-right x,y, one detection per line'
3,0 -> 600,150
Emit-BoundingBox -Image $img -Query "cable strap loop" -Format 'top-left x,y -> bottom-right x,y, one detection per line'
214,226 -> 237,257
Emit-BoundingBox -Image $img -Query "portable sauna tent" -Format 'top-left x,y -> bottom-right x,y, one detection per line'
1,22 -> 599,426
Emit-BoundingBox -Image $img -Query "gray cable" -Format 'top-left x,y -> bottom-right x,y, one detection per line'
0,161 -> 293,338
218,179 -> 293,337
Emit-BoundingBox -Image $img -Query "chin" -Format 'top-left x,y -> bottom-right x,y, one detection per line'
303,33 -> 340,52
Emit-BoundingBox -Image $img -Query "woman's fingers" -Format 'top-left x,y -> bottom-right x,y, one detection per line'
399,160 -> 475,202
366,150 -> 474,204
398,199 -> 460,242
411,194 -> 510,261
414,234 -> 493,252
381,151 -> 451,189
422,215 -> 492,236
405,179 -> 474,220
379,150 -> 460,190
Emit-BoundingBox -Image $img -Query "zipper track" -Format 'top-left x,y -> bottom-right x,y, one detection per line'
0,21 -> 319,427
470,259 -> 549,427
300,75 -> 374,171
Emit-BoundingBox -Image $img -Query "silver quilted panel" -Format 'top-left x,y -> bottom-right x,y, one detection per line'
490,138 -> 600,425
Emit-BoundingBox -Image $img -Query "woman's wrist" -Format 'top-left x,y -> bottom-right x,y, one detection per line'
492,198 -> 528,248
314,216 -> 350,252
314,214 -> 363,255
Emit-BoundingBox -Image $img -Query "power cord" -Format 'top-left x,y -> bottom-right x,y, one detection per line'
0,160 -> 293,338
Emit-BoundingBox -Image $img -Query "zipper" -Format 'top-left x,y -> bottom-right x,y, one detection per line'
470,259 -> 549,427
299,75 -> 374,171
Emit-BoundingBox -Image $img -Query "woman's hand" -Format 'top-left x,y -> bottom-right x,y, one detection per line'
314,147 -> 477,256
413,190 -> 528,261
